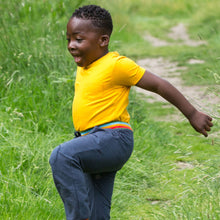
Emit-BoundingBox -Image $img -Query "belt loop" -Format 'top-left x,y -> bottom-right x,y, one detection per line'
74,131 -> 81,137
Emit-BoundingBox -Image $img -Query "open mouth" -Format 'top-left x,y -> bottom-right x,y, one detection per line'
72,56 -> 83,65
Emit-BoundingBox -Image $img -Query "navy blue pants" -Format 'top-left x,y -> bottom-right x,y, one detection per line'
49,127 -> 133,220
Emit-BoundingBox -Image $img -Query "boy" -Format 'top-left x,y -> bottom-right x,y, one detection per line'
49,5 -> 213,220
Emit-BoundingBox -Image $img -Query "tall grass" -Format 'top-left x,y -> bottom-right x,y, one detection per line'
0,0 -> 220,219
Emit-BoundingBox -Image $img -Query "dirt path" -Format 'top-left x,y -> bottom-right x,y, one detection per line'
136,23 -> 219,172
136,23 -> 219,120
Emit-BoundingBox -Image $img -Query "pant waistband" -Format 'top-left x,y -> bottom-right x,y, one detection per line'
74,121 -> 132,137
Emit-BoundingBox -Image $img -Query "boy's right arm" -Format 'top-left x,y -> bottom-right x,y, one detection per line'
136,70 -> 213,137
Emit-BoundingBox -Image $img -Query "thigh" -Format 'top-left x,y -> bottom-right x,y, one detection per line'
58,127 -> 134,174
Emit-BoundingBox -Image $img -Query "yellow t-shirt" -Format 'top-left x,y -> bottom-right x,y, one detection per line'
72,51 -> 145,131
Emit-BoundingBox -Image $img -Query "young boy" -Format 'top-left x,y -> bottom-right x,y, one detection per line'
49,5 -> 213,220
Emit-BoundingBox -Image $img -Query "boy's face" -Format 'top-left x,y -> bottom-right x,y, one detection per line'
66,17 -> 108,67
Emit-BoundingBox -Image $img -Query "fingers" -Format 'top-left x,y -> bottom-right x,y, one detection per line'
206,116 -> 213,130
207,115 -> 213,123
201,129 -> 208,137
207,115 -> 213,121
204,126 -> 210,132
208,119 -> 213,128
190,111 -> 214,137
201,118 -> 213,137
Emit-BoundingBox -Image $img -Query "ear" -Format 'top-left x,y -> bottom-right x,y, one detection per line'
99,35 -> 110,47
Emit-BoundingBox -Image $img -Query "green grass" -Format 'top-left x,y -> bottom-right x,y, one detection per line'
1,0 -> 220,219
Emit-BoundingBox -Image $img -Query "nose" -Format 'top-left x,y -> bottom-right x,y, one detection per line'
68,40 -> 76,52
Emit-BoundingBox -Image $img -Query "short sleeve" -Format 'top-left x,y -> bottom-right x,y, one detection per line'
112,56 -> 145,86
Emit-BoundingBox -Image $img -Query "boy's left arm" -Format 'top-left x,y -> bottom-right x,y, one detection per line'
136,70 -> 213,137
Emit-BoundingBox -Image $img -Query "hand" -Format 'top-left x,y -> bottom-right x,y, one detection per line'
188,110 -> 213,137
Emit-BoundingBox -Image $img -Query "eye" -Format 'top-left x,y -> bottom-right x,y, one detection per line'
76,38 -> 83,43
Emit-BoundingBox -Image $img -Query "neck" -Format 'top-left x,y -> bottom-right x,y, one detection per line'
85,49 -> 109,69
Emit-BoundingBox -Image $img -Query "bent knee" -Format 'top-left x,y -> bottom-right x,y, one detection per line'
49,146 -> 60,167
49,144 -> 80,167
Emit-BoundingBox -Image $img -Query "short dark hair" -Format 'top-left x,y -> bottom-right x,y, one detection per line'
71,5 -> 113,36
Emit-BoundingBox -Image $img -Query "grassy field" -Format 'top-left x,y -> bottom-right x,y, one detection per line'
0,0 -> 220,219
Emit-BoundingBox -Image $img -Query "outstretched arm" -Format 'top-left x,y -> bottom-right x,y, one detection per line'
136,70 -> 213,137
